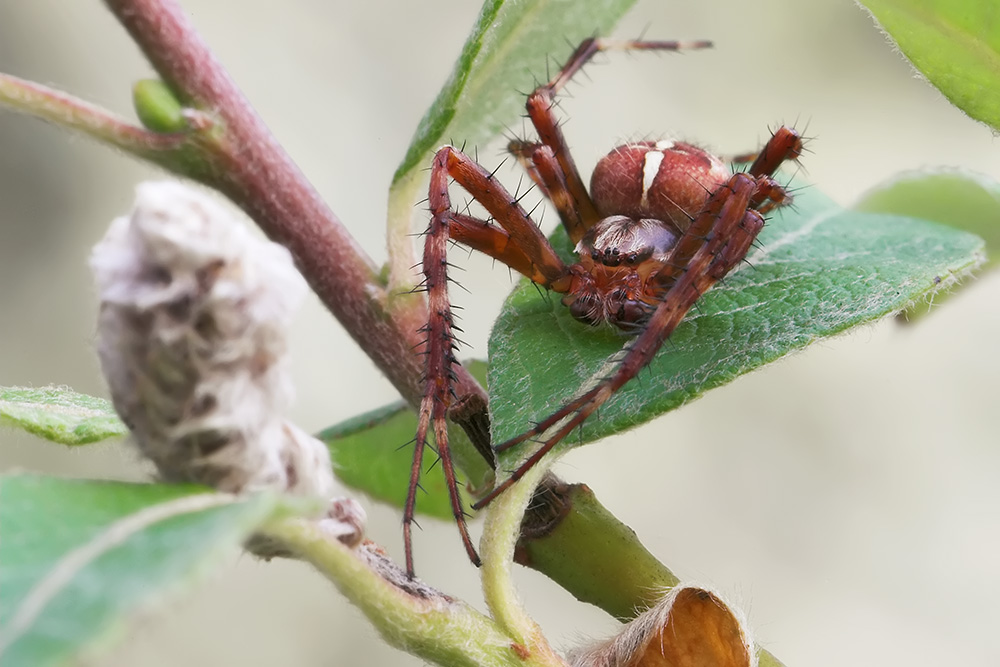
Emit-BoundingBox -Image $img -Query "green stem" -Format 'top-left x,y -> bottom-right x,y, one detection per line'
0,73 -> 185,157
480,456 -> 563,666
386,170 -> 427,323
261,518 -> 560,667
516,480 -> 678,621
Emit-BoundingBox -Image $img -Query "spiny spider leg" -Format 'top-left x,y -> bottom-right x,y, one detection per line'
408,200 -> 476,576
723,125 -> 804,196
747,127 -> 803,177
471,173 -> 767,509
446,211 -> 542,281
745,126 -> 803,214
506,142 -> 581,234
407,146 -> 575,576
522,37 -> 713,243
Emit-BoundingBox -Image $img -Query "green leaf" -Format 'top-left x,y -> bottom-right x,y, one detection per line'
318,362 -> 489,520
488,183 -> 985,469
0,475 -> 283,667
858,0 -> 1000,131
390,0 -> 638,188
0,386 -> 127,445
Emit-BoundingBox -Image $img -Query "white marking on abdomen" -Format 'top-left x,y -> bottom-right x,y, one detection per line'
640,150 -> 665,208
655,139 -> 675,151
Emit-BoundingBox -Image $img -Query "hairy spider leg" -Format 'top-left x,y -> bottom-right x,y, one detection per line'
723,125 -> 805,195
505,142 -> 579,235
518,37 -> 713,244
471,173 -> 767,508
745,126 -> 803,214
407,145 -> 573,576
748,127 -> 803,178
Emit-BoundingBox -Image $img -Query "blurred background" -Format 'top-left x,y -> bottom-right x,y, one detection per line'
2,0 -> 998,665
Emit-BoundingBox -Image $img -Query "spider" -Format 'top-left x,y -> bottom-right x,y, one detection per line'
406,37 -> 804,576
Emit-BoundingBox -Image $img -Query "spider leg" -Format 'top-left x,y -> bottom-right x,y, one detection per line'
725,126 -> 804,176
472,173 -> 764,509
508,139 -> 552,199
507,141 -> 584,236
739,126 -> 805,214
406,146 -> 574,576
524,38 -> 712,243
435,146 -> 570,286
447,212 -> 546,282
408,196 -> 477,576
747,127 -> 803,179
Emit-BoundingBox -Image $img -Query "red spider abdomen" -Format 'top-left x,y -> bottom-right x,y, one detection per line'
590,141 -> 731,230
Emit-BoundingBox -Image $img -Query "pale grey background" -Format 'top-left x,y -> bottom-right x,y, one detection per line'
2,1 -> 998,665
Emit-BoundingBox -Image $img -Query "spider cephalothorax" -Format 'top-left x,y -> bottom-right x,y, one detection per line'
560,139 -> 736,328
405,37 -> 803,576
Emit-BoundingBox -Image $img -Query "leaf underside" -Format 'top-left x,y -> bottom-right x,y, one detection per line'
858,0 -> 1000,132
0,475 -> 280,667
488,181 -> 985,470
0,386 -> 127,445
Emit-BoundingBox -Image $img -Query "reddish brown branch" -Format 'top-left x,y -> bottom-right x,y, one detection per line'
102,0 -> 489,441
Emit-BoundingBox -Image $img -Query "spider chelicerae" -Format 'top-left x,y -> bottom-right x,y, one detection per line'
407,37 -> 803,576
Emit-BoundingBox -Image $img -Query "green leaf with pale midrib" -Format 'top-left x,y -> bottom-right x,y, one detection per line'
0,475 -> 285,667
0,386 -> 127,445
858,0 -> 1000,132
488,182 -> 985,469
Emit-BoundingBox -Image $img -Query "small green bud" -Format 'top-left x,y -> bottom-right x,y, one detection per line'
132,79 -> 186,133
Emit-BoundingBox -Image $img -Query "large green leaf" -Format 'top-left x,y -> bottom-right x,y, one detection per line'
318,361 -> 489,520
489,183 -> 985,469
0,386 -> 127,445
0,475 -> 283,666
858,0 -> 1000,131
391,0 -> 639,187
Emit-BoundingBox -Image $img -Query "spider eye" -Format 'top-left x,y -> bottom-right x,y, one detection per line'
601,249 -> 621,267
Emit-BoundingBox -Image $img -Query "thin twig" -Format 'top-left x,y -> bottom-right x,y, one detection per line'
0,73 -> 186,156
